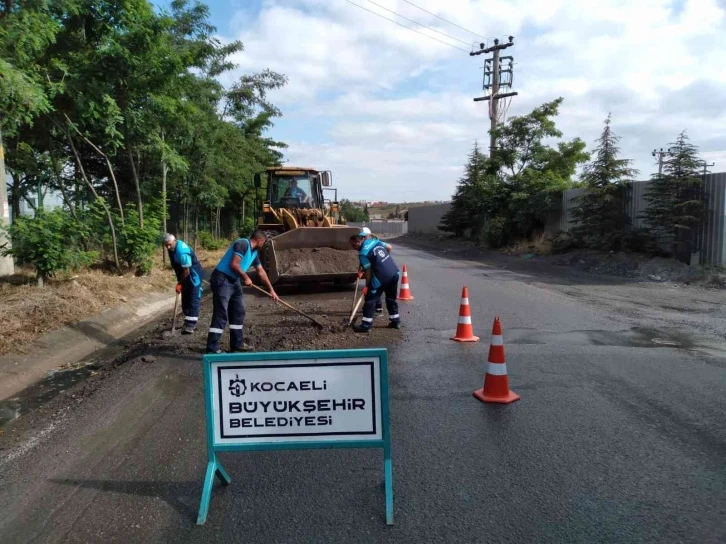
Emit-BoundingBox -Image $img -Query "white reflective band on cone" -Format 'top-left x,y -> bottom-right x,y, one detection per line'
209,328 -> 224,334
490,335 -> 503,346
458,316 -> 472,325
228,324 -> 243,330
401,283 -> 410,289
461,298 -> 469,305
185,316 -> 199,322
362,317 -> 373,323
486,362 -> 508,376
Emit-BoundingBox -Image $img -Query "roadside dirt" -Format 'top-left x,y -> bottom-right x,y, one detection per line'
0,285 -> 404,444
0,248 -> 227,356
276,247 -> 359,276
397,234 -> 726,346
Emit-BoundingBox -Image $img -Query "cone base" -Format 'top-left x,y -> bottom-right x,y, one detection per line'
473,387 -> 520,404
397,295 -> 414,301
451,335 -> 480,342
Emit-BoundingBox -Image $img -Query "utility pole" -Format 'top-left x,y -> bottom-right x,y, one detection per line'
652,148 -> 673,176
700,161 -> 715,177
0,125 -> 15,276
472,36 -> 517,158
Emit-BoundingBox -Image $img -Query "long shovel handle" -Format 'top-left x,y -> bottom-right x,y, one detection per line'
351,275 -> 360,315
348,293 -> 365,326
171,292 -> 180,332
249,283 -> 325,329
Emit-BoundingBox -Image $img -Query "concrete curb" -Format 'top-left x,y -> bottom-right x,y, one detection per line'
0,291 -> 178,401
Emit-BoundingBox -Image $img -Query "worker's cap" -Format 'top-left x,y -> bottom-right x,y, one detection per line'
358,227 -> 371,237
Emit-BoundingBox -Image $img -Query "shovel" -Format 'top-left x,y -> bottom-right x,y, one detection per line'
346,293 -> 365,327
249,283 -> 325,329
350,271 -> 361,316
163,291 -> 181,338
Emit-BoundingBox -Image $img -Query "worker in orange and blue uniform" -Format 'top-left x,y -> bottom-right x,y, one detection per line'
163,233 -> 205,334
205,230 -> 279,353
351,229 -> 401,333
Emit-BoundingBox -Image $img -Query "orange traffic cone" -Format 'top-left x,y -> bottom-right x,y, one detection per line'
397,265 -> 414,301
450,286 -> 479,342
473,317 -> 520,404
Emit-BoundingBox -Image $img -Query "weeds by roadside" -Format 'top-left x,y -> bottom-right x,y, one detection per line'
0,247 -> 227,356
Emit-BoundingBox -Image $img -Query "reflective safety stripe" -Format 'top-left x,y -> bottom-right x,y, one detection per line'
460,298 -> 469,305
389,314 -> 400,319
490,335 -> 503,346
228,324 -> 243,330
361,317 -> 373,323
458,316 -> 472,325
184,316 -> 199,322
486,362 -> 508,376
209,328 -> 224,334
401,283 -> 410,289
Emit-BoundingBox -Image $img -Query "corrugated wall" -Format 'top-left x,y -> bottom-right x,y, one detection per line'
554,173 -> 726,265
347,220 -> 409,236
407,203 -> 452,234
700,173 -> 726,266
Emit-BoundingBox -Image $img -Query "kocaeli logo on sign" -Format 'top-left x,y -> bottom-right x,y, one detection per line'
229,375 -> 246,397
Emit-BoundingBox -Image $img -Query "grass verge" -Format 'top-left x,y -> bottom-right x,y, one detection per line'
0,247 -> 227,356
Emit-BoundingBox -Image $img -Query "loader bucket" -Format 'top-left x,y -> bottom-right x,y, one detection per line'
262,226 -> 362,285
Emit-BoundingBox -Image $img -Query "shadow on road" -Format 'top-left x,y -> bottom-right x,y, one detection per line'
49,478 -> 202,522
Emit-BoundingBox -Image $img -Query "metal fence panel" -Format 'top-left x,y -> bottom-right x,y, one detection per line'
700,173 -> 726,266
406,203 -> 452,234
553,173 -> 726,266
347,221 -> 408,237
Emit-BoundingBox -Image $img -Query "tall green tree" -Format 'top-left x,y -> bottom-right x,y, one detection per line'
643,131 -> 704,258
439,141 -> 489,237
441,100 -> 588,247
1,0 -> 289,280
571,114 -> 637,250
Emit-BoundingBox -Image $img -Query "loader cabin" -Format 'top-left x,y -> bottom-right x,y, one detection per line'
254,167 -> 340,230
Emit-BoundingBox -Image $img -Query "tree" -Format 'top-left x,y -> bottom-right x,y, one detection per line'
643,131 -> 704,260
340,199 -> 368,223
363,203 -> 369,220
441,100 -> 588,247
439,141 -> 489,237
1,0 -> 289,281
571,114 -> 638,250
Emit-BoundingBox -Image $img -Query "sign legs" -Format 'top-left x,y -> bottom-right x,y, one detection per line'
384,443 -> 394,525
197,457 -> 231,526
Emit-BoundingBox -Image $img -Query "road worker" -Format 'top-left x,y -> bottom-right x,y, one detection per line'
351,229 -> 401,333
162,233 -> 204,334
358,226 -> 393,252
205,230 -> 279,353
350,234 -> 382,314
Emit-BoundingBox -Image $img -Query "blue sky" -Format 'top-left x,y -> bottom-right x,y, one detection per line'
159,0 -> 726,202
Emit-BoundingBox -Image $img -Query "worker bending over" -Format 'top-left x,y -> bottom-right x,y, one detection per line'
352,229 -> 401,333
206,230 -> 279,353
163,233 -> 204,334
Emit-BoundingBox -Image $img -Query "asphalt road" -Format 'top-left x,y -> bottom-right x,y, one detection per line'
1,245 -> 725,543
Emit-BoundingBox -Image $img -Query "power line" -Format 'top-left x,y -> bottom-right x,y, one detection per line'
402,0 -> 488,40
363,0 -> 472,46
343,0 -> 469,52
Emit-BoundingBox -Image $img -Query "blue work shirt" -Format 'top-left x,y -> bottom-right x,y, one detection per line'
169,240 -> 202,287
359,239 -> 399,288
216,238 -> 261,280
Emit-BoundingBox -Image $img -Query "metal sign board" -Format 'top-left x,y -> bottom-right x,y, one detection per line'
197,349 -> 393,526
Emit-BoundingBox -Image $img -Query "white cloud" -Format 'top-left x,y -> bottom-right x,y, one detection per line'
224,0 -> 726,201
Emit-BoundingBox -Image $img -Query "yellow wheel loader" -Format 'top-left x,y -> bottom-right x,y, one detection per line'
252,166 -> 360,286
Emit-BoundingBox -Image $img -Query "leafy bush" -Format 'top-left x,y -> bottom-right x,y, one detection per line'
1,208 -> 96,284
197,230 -> 224,250
117,206 -> 163,275
552,231 -> 577,253
238,217 -> 256,238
